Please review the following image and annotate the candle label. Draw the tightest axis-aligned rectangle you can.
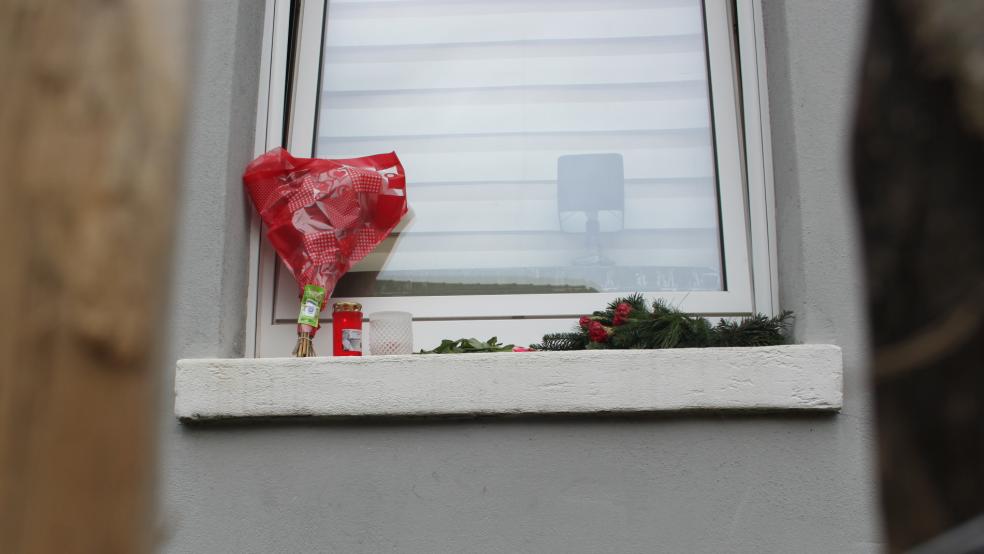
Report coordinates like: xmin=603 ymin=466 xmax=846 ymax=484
xmin=341 ymin=329 xmax=362 ymax=352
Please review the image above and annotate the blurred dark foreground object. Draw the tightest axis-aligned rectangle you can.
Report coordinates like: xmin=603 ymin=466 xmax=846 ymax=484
xmin=0 ymin=1 xmax=189 ymax=553
xmin=853 ymin=0 xmax=984 ymax=552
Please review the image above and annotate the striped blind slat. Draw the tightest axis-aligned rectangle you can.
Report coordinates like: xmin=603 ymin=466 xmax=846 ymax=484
xmin=300 ymin=0 xmax=722 ymax=303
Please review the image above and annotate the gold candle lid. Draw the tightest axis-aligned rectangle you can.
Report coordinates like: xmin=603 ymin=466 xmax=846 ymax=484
xmin=332 ymin=301 xmax=363 ymax=312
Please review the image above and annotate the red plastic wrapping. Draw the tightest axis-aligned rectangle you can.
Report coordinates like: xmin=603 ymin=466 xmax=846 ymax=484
xmin=243 ymin=147 xmax=407 ymax=334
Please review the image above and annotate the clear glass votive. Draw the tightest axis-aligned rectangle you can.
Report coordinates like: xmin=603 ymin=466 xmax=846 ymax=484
xmin=368 ymin=311 xmax=413 ymax=355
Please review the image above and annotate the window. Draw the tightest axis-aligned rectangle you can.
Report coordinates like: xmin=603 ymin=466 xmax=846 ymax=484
xmin=248 ymin=0 xmax=777 ymax=357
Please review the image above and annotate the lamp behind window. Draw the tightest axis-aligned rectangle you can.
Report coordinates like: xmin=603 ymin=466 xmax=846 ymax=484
xmin=557 ymin=153 xmax=625 ymax=266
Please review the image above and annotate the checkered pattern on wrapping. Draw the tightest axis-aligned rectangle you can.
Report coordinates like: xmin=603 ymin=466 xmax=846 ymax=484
xmin=351 ymin=226 xmax=384 ymax=260
xmin=302 ymin=231 xmax=340 ymax=264
xmin=243 ymin=148 xmax=406 ymax=296
xmin=287 ymin=186 xmax=316 ymax=214
xmin=320 ymin=185 xmax=360 ymax=228
xmin=270 ymin=172 xmax=314 ymax=213
xmin=247 ymin=179 xmax=279 ymax=211
xmin=349 ymin=168 xmax=383 ymax=194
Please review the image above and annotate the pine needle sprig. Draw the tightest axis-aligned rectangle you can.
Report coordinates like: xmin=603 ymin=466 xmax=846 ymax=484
xmin=586 ymin=293 xmax=649 ymax=327
xmin=532 ymin=332 xmax=588 ymax=351
xmin=607 ymin=293 xmax=649 ymax=314
xmin=613 ymin=305 xmax=712 ymax=348
xmin=711 ymin=310 xmax=793 ymax=347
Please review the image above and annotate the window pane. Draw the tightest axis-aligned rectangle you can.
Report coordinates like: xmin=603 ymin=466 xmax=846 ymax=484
xmin=315 ymin=0 xmax=723 ymax=297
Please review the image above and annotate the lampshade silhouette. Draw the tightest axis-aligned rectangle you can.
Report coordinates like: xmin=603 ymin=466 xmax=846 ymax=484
xmin=557 ymin=153 xmax=625 ymax=265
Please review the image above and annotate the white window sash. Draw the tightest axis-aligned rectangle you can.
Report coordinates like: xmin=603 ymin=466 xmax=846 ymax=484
xmin=247 ymin=0 xmax=777 ymax=357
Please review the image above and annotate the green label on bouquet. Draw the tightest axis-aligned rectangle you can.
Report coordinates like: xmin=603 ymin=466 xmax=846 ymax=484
xmin=297 ymin=284 xmax=326 ymax=327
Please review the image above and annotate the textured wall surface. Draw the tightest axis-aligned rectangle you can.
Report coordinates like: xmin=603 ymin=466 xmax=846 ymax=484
xmin=161 ymin=0 xmax=881 ymax=552
xmin=167 ymin=0 xmax=261 ymax=361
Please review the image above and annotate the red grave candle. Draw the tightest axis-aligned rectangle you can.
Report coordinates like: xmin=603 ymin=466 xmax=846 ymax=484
xmin=332 ymin=302 xmax=363 ymax=356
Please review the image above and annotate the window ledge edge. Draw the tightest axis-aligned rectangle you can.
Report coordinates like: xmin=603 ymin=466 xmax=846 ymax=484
xmin=175 ymin=345 xmax=842 ymax=422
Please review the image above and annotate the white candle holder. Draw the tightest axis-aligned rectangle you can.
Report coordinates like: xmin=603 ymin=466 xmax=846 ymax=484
xmin=368 ymin=311 xmax=414 ymax=355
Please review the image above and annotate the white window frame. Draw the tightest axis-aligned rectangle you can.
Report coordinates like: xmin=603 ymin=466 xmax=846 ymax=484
xmin=245 ymin=0 xmax=778 ymax=357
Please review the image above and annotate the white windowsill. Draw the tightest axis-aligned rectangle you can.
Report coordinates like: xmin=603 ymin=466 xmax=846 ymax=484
xmin=175 ymin=345 xmax=842 ymax=421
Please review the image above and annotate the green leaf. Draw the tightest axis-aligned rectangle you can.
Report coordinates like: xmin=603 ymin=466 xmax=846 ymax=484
xmin=419 ymin=336 xmax=515 ymax=354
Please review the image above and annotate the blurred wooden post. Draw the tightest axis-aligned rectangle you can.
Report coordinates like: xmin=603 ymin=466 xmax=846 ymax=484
xmin=854 ymin=0 xmax=984 ymax=551
xmin=0 ymin=1 xmax=188 ymax=553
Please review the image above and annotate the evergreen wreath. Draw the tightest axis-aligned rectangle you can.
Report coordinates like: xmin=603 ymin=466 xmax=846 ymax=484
xmin=532 ymin=293 xmax=793 ymax=351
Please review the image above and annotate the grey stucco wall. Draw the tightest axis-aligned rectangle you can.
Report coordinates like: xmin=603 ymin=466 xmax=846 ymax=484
xmin=162 ymin=1 xmax=880 ymax=552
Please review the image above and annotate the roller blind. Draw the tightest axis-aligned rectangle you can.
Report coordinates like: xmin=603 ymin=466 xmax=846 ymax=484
xmin=284 ymin=0 xmax=723 ymax=304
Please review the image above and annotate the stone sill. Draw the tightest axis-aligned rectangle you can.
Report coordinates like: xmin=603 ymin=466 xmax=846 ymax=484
xmin=175 ymin=345 xmax=842 ymax=422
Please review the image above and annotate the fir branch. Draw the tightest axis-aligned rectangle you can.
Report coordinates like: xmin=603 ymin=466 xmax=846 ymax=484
xmin=591 ymin=293 xmax=650 ymax=326
xmin=651 ymin=299 xmax=712 ymax=348
xmin=711 ymin=311 xmax=793 ymax=347
xmin=613 ymin=305 xmax=712 ymax=349
xmin=607 ymin=293 xmax=649 ymax=314
xmin=531 ymin=331 xmax=588 ymax=351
